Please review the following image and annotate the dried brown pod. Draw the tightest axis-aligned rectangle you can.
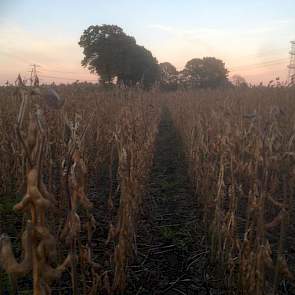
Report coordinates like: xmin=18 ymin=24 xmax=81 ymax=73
xmin=34 ymin=226 xmax=57 ymax=262
xmin=14 ymin=168 xmax=51 ymax=224
xmin=60 ymin=212 xmax=81 ymax=245
xmin=27 ymin=114 xmax=38 ymax=155
xmin=40 ymin=253 xmax=72 ymax=287
xmin=39 ymin=180 xmax=57 ymax=206
xmin=0 ymin=222 xmax=33 ymax=276
xmin=70 ymin=150 xmax=93 ymax=209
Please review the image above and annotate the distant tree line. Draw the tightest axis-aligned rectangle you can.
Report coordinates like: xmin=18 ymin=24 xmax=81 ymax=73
xmin=79 ymin=24 xmax=247 ymax=90
xmin=159 ymin=58 xmax=233 ymax=91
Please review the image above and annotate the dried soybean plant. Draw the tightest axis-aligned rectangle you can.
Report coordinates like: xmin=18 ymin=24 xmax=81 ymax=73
xmin=108 ymin=95 xmax=160 ymax=292
xmin=0 ymin=77 xmax=72 ymax=294
xmin=167 ymin=88 xmax=295 ymax=294
xmin=0 ymin=82 xmax=134 ymax=294
xmin=60 ymin=109 xmax=103 ymax=294
xmin=0 ymin=81 xmax=26 ymax=197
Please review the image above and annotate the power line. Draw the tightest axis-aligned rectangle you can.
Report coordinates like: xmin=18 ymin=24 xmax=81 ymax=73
xmin=229 ymin=47 xmax=287 ymax=60
xmin=0 ymin=50 xmax=39 ymax=65
xmin=42 ymin=61 xmax=287 ymax=80
xmin=41 ymin=68 xmax=78 ymax=75
xmin=0 ymin=51 xmax=290 ymax=84
xmin=39 ymin=74 xmax=98 ymax=82
xmin=230 ymin=58 xmax=288 ymax=71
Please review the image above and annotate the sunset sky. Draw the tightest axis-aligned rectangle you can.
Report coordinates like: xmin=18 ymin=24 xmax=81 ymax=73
xmin=0 ymin=0 xmax=294 ymax=85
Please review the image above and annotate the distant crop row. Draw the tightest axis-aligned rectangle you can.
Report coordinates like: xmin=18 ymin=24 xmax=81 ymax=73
xmin=168 ymin=87 xmax=295 ymax=294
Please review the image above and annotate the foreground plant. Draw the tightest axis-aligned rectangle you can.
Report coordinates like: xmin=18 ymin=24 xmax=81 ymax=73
xmin=0 ymin=77 xmax=71 ymax=294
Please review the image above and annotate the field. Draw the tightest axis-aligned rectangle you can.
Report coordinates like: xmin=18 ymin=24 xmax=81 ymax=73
xmin=1 ymin=83 xmax=295 ymax=295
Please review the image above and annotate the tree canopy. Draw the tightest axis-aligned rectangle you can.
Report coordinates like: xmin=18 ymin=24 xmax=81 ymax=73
xmin=79 ymin=24 xmax=159 ymax=88
xmin=231 ymin=74 xmax=248 ymax=87
xmin=159 ymin=62 xmax=178 ymax=91
xmin=117 ymin=44 xmax=160 ymax=88
xmin=183 ymin=57 xmax=229 ymax=88
xmin=159 ymin=62 xmax=178 ymax=78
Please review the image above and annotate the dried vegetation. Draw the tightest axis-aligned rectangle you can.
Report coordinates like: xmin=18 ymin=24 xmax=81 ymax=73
xmin=1 ymin=82 xmax=295 ymax=294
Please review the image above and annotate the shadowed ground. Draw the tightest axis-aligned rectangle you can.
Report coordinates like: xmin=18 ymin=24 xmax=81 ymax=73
xmin=126 ymin=108 xmax=227 ymax=295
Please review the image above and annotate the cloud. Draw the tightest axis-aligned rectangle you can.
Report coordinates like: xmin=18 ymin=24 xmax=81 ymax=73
xmin=147 ymin=21 xmax=289 ymax=83
xmin=148 ymin=18 xmax=293 ymax=39
xmin=1 ymin=18 xmax=291 ymax=85
xmin=0 ymin=22 xmax=95 ymax=84
xmin=147 ymin=24 xmax=174 ymax=33
xmin=148 ymin=24 xmax=224 ymax=40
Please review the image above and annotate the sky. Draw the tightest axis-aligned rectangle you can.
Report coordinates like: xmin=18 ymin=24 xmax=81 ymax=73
xmin=0 ymin=0 xmax=294 ymax=85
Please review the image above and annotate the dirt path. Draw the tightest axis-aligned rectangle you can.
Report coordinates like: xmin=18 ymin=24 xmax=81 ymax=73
xmin=126 ymin=108 xmax=225 ymax=295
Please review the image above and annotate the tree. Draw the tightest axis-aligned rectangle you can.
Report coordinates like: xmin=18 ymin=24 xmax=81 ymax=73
xmin=118 ymin=44 xmax=160 ymax=88
xmin=183 ymin=57 xmax=229 ymax=88
xmin=231 ymin=74 xmax=248 ymax=87
xmin=159 ymin=62 xmax=177 ymax=78
xmin=79 ymin=24 xmax=159 ymax=88
xmin=159 ymin=62 xmax=178 ymax=91
xmin=79 ymin=25 xmax=136 ymax=83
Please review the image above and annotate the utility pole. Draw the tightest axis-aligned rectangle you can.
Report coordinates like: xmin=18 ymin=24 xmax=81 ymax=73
xmin=29 ymin=64 xmax=40 ymax=86
xmin=288 ymin=41 xmax=295 ymax=85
